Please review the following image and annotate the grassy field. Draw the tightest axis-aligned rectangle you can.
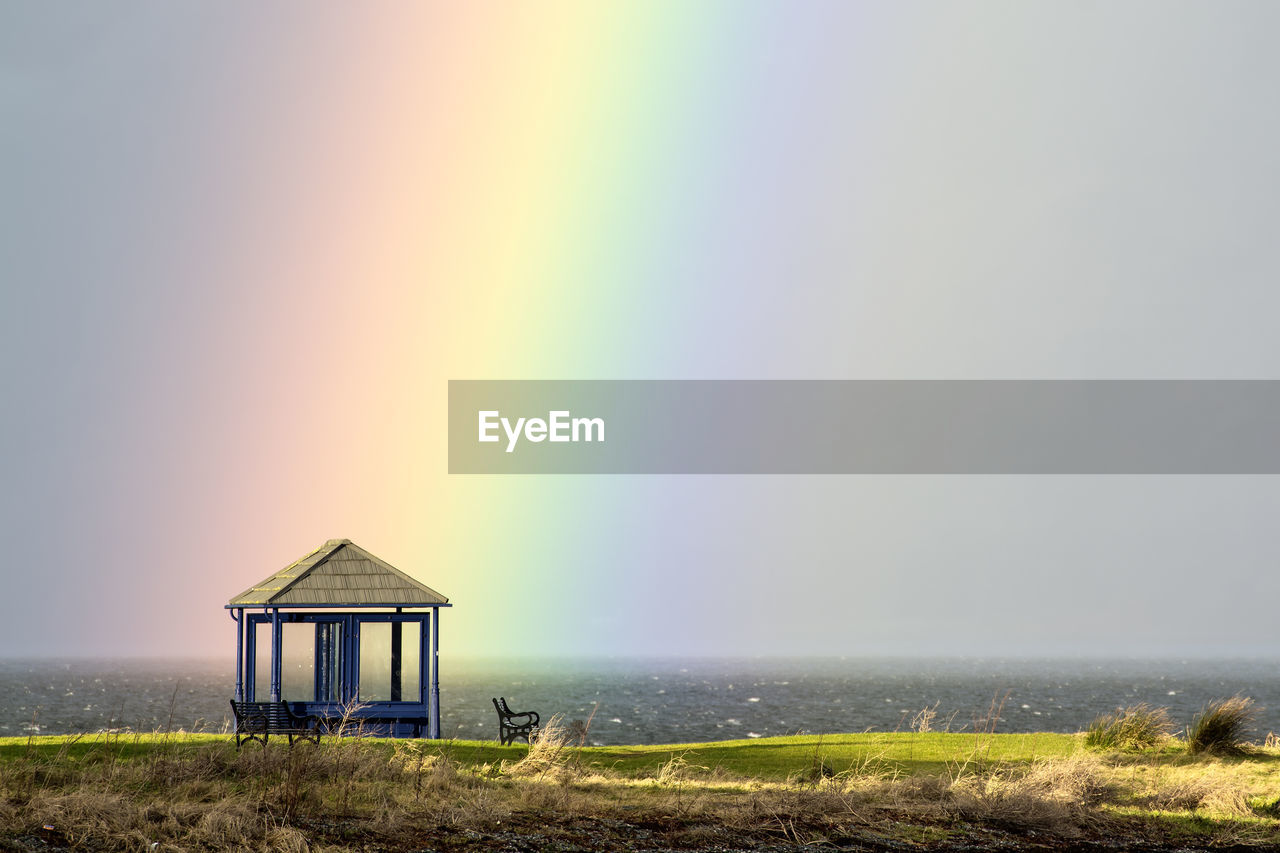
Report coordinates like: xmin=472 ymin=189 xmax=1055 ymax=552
xmin=3 ymin=728 xmax=1280 ymax=850
xmin=0 ymin=730 xmax=1080 ymax=779
xmin=415 ymin=730 xmax=1081 ymax=779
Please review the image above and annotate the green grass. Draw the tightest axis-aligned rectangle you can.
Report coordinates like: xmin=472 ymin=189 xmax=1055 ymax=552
xmin=0 ymin=731 xmax=227 ymax=762
xmin=1 ymin=730 xmax=1078 ymax=779
xmin=572 ymin=731 xmax=1079 ymax=779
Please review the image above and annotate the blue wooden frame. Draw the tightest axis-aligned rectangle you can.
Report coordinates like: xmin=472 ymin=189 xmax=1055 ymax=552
xmin=230 ymin=606 xmax=445 ymax=738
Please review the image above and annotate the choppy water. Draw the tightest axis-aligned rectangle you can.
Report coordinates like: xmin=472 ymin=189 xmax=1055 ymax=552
xmin=2 ymin=657 xmax=1278 ymax=746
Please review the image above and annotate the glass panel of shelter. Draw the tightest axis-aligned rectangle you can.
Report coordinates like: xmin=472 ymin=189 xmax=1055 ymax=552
xmin=246 ymin=613 xmax=425 ymax=704
xmin=315 ymin=621 xmax=342 ymax=703
xmin=253 ymin=621 xmax=271 ymax=701
xmin=280 ymin=623 xmax=315 ymax=701
xmin=357 ymin=620 xmax=420 ymax=702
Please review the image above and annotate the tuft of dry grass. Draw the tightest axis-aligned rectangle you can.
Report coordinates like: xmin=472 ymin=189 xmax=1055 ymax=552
xmin=655 ymin=750 xmax=711 ymax=784
xmin=908 ymin=702 xmax=958 ymax=734
xmin=944 ymin=752 xmax=1113 ymax=834
xmin=1187 ymin=696 xmax=1258 ymax=757
xmin=1085 ymin=704 xmax=1176 ymax=752
xmin=505 ymin=714 xmax=579 ymax=781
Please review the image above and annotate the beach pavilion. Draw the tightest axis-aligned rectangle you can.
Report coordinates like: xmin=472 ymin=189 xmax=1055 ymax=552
xmin=226 ymin=539 xmax=450 ymax=737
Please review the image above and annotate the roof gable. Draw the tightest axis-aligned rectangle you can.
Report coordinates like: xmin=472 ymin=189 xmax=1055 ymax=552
xmin=228 ymin=539 xmax=449 ymax=607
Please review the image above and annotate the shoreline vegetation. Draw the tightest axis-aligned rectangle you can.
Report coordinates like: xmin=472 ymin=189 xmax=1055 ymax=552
xmin=2 ymin=702 xmax=1279 ymax=851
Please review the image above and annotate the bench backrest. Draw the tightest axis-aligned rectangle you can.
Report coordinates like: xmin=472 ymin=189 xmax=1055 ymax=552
xmin=494 ymin=697 xmax=532 ymax=721
xmin=230 ymin=700 xmax=302 ymax=729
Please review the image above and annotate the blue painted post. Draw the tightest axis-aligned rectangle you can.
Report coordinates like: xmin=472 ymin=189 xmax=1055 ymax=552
xmin=420 ymin=617 xmax=428 ymax=734
xmin=390 ymin=621 xmax=402 ymax=702
xmin=233 ymin=609 xmax=243 ymax=702
xmin=319 ymin=623 xmax=327 ymax=702
xmin=430 ymin=608 xmax=441 ymax=739
xmin=315 ymin=623 xmax=325 ymax=703
xmin=342 ymin=615 xmax=355 ymax=704
xmin=245 ymin=617 xmax=255 ymax=701
xmin=349 ymin=618 xmax=360 ymax=705
xmin=270 ymin=608 xmax=281 ymax=702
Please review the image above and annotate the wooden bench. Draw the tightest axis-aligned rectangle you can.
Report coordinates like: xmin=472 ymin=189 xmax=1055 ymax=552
xmin=492 ymin=697 xmax=539 ymax=745
xmin=229 ymin=700 xmax=323 ymax=747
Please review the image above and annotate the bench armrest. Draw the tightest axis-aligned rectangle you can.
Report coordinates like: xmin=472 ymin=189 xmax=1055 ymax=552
xmin=283 ymin=704 xmax=320 ymax=730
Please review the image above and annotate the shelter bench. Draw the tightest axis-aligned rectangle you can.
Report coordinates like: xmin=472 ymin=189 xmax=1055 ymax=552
xmin=229 ymin=700 xmax=323 ymax=747
xmin=492 ymin=697 xmax=539 ymax=745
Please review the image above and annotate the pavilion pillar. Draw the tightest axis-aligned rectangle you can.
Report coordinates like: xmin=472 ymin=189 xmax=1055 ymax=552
xmin=342 ymin=614 xmax=355 ymax=703
xmin=270 ymin=607 xmax=281 ymax=702
xmin=430 ymin=608 xmax=441 ymax=739
xmin=232 ymin=609 xmax=244 ymax=702
xmin=390 ymin=621 xmax=402 ymax=702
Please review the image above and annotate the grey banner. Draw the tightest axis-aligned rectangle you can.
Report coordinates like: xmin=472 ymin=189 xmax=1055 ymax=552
xmin=448 ymin=380 xmax=1280 ymax=474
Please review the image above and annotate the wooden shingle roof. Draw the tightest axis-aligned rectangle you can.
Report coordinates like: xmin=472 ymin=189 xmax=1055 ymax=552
xmin=227 ymin=539 xmax=449 ymax=607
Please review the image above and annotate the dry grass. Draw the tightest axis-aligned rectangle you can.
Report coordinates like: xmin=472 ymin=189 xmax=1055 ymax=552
xmin=1085 ymin=703 xmax=1177 ymax=752
xmin=4 ymin=729 xmax=1280 ymax=851
xmin=1187 ymin=696 xmax=1258 ymax=757
xmin=504 ymin=714 xmax=583 ymax=782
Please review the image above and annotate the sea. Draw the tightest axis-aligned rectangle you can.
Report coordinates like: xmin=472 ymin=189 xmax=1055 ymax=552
xmin=2 ymin=657 xmax=1278 ymax=746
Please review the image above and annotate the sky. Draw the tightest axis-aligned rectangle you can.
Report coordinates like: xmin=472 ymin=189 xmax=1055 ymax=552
xmin=3 ymin=1 xmax=1280 ymax=660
